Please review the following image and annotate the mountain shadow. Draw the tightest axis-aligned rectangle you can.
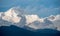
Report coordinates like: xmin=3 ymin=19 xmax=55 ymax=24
xmin=0 ymin=25 xmax=60 ymax=36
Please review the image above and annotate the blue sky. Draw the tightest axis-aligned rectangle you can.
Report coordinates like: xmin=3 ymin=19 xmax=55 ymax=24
xmin=0 ymin=0 xmax=60 ymax=17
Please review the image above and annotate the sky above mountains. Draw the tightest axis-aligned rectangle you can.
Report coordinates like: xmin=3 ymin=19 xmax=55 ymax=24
xmin=0 ymin=0 xmax=60 ymax=17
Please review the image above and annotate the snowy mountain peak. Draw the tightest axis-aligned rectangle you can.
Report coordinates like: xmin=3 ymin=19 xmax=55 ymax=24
xmin=0 ymin=7 xmax=60 ymax=31
xmin=1 ymin=7 xmax=21 ymax=23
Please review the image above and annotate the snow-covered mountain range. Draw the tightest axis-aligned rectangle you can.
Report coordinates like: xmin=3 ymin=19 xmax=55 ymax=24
xmin=0 ymin=7 xmax=60 ymax=31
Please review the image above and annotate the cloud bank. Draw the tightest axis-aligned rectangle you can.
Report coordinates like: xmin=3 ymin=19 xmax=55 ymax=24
xmin=0 ymin=7 xmax=60 ymax=31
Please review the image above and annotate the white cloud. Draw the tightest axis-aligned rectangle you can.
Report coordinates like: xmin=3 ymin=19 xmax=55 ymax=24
xmin=0 ymin=7 xmax=60 ymax=31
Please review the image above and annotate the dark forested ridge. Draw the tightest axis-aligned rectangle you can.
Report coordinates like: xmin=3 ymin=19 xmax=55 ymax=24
xmin=0 ymin=25 xmax=60 ymax=36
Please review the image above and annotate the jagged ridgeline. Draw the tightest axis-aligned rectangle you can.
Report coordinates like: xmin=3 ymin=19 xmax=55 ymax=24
xmin=0 ymin=7 xmax=60 ymax=36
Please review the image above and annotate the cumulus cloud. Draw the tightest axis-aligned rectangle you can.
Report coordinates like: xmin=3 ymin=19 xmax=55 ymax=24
xmin=0 ymin=7 xmax=60 ymax=31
